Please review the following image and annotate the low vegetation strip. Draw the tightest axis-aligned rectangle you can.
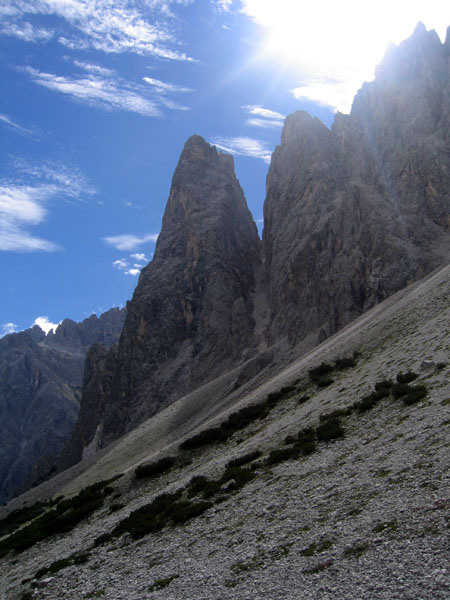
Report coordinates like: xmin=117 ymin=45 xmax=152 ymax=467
xmin=0 ymin=477 xmax=120 ymax=558
xmin=179 ymin=385 xmax=296 ymax=451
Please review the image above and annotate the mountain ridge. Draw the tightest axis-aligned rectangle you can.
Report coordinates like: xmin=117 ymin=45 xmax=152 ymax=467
xmin=0 ymin=308 xmax=126 ymax=504
xmin=62 ymin=22 xmax=450 ymax=466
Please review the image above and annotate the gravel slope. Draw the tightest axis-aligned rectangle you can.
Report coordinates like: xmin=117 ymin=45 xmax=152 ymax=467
xmin=1 ymin=264 xmax=449 ymax=600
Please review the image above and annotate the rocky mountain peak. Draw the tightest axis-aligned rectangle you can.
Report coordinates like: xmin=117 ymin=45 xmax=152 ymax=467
xmin=62 ymin=136 xmax=262 ymax=459
xmin=58 ymin=24 xmax=450 ymax=472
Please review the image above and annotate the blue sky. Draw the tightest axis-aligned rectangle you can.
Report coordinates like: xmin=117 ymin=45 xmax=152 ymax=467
xmin=1 ymin=1 xmax=448 ymax=335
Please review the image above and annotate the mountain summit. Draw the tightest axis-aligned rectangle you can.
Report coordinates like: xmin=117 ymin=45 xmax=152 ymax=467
xmin=63 ymin=24 xmax=450 ymax=465
xmin=62 ymin=135 xmax=262 ymax=464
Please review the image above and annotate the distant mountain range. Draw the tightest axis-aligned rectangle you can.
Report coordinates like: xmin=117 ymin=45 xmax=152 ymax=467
xmin=0 ymin=309 xmax=125 ymax=504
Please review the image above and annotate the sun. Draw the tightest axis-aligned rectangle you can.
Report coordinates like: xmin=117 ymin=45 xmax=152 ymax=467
xmin=241 ymin=0 xmax=449 ymax=112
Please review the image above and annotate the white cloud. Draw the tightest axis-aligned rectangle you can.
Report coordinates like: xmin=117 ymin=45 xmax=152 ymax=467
xmin=246 ymin=117 xmax=284 ymax=129
xmin=112 ymin=257 xmax=144 ymax=276
xmin=33 ymin=316 xmax=59 ymax=334
xmin=131 ymin=252 xmax=148 ymax=262
xmin=243 ymin=105 xmax=285 ymax=120
xmin=242 ymin=105 xmax=285 ymax=129
xmin=12 ymin=157 xmax=96 ymax=199
xmin=292 ymin=72 xmax=365 ymax=113
xmin=214 ymin=0 xmax=233 ymax=13
xmin=2 ymin=0 xmax=195 ymax=61
xmin=103 ymin=233 xmax=159 ymax=251
xmin=142 ymin=77 xmax=193 ymax=94
xmin=23 ymin=66 xmax=163 ymax=118
xmin=74 ymin=60 xmax=116 ymax=78
xmin=1 ymin=322 xmax=18 ymax=337
xmin=113 ymin=258 xmax=129 ymax=269
xmin=211 ymin=136 xmax=272 ymax=163
xmin=0 ymin=184 xmax=61 ymax=252
xmin=0 ymin=20 xmax=53 ymax=42
xmin=0 ymin=113 xmax=34 ymax=136
xmin=0 ymin=159 xmax=94 ymax=252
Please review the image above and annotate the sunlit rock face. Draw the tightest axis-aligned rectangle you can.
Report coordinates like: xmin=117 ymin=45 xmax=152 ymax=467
xmin=263 ymin=23 xmax=450 ymax=345
xmin=63 ymin=135 xmax=262 ymax=460
xmin=0 ymin=308 xmax=125 ymax=504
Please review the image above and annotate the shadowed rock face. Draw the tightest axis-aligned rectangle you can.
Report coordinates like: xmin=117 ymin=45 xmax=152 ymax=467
xmin=263 ymin=23 xmax=450 ymax=345
xmin=63 ymin=136 xmax=262 ymax=460
xmin=0 ymin=309 xmax=125 ymax=504
xmin=63 ymin=24 xmax=450 ymax=468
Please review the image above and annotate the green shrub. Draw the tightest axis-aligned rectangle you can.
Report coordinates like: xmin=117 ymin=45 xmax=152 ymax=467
xmin=334 ymin=356 xmax=357 ymax=370
xmin=109 ymin=502 xmax=125 ymax=513
xmin=316 ymin=417 xmax=345 ymax=442
xmin=402 ymin=384 xmax=427 ymax=405
xmin=374 ymin=379 xmax=393 ymax=392
xmin=220 ymin=467 xmax=256 ymax=491
xmin=135 ymin=456 xmax=176 ymax=479
xmin=396 ymin=370 xmax=418 ymax=384
xmin=35 ymin=552 xmax=90 ymax=579
xmin=316 ymin=377 xmax=334 ymax=388
xmin=187 ymin=475 xmax=209 ymax=497
xmin=284 ymin=434 xmax=297 ymax=445
xmin=265 ymin=446 xmax=300 ymax=466
xmin=391 ymin=383 xmax=410 ymax=399
xmin=295 ymin=439 xmax=317 ymax=455
xmin=202 ymin=480 xmax=222 ymax=498
xmin=308 ymin=362 xmax=334 ymax=383
xmin=353 ymin=388 xmax=389 ymax=412
xmin=169 ymin=500 xmax=212 ymax=524
xmin=179 ymin=427 xmax=224 ymax=450
xmin=113 ymin=490 xmax=183 ymax=539
xmin=180 ymin=400 xmax=273 ymax=451
xmin=0 ymin=479 xmax=115 ymax=557
xmin=0 ymin=501 xmax=49 ymax=538
xmin=226 ymin=450 xmax=262 ymax=469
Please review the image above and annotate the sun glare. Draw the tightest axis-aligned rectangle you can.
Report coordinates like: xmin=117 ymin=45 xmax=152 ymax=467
xmin=241 ymin=0 xmax=449 ymax=112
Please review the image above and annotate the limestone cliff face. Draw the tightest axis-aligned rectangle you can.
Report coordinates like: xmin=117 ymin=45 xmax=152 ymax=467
xmin=63 ymin=24 xmax=450 ymax=467
xmin=65 ymin=136 xmax=261 ymax=458
xmin=263 ymin=23 xmax=450 ymax=345
xmin=0 ymin=308 xmax=125 ymax=503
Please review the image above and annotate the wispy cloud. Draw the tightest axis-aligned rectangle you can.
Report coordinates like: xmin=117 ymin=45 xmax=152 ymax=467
xmin=12 ymin=157 xmax=96 ymax=199
xmin=0 ymin=322 xmax=18 ymax=337
xmin=103 ymin=233 xmax=159 ymax=251
xmin=0 ymin=113 xmax=35 ymax=137
xmin=242 ymin=105 xmax=285 ymax=129
xmin=33 ymin=316 xmax=59 ymax=334
xmin=22 ymin=63 xmax=194 ymax=117
xmin=0 ymin=159 xmax=95 ymax=252
xmin=0 ymin=20 xmax=53 ymax=43
xmin=73 ymin=60 xmax=116 ymax=78
xmin=291 ymin=73 xmax=360 ymax=113
xmin=211 ymin=136 xmax=272 ymax=163
xmin=243 ymin=105 xmax=285 ymax=120
xmin=23 ymin=66 xmax=163 ymax=118
xmin=143 ymin=77 xmax=193 ymax=95
xmin=2 ymin=0 xmax=195 ymax=61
